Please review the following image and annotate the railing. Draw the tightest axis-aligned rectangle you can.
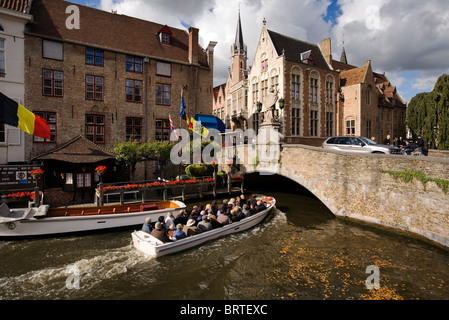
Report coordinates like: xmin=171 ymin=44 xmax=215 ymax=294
xmin=94 ymin=173 xmax=244 ymax=206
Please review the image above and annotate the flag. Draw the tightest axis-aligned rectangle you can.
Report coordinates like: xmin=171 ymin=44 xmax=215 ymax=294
xmin=0 ymin=92 xmax=51 ymax=139
xmin=169 ymin=115 xmax=179 ymax=140
xmin=186 ymin=116 xmax=193 ymax=130
xmin=190 ymin=117 xmax=209 ymax=138
xmin=180 ymin=90 xmax=186 ymax=119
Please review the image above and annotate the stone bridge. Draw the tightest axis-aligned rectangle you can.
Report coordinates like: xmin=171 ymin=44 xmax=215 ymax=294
xmin=222 ymin=143 xmax=449 ymax=249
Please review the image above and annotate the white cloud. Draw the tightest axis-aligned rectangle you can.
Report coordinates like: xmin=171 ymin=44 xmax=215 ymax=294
xmin=96 ymin=0 xmax=449 ymax=98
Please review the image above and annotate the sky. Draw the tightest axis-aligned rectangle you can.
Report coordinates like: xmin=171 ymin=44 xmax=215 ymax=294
xmin=66 ymin=0 xmax=449 ymax=103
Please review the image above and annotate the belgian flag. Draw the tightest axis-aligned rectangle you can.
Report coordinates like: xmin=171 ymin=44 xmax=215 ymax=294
xmin=0 ymin=92 xmax=51 ymax=140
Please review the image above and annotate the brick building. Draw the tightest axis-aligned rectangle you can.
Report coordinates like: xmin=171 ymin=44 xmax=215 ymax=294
xmin=247 ymin=20 xmax=341 ymax=146
xmin=24 ymin=0 xmax=216 ymax=180
xmin=331 ymin=47 xmax=407 ymax=142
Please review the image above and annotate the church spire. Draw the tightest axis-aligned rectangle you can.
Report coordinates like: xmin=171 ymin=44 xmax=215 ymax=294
xmin=340 ymin=36 xmax=348 ymax=64
xmin=233 ymin=7 xmax=246 ymax=56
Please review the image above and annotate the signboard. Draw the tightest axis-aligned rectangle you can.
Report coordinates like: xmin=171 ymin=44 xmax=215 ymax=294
xmin=0 ymin=165 xmax=43 ymax=191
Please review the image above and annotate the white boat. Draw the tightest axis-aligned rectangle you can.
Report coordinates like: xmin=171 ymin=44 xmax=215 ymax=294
xmin=131 ymin=196 xmax=276 ymax=258
xmin=0 ymin=200 xmax=186 ymax=238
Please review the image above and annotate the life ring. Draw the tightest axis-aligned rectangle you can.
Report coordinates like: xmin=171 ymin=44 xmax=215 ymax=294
xmin=6 ymin=222 xmax=16 ymax=230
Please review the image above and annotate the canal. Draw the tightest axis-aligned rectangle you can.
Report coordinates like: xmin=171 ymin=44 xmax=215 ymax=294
xmin=0 ymin=174 xmax=448 ymax=300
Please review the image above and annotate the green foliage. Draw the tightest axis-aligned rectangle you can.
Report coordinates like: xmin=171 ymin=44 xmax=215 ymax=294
xmin=407 ymin=74 xmax=449 ymax=150
xmin=381 ymin=170 xmax=449 ymax=194
xmin=185 ymin=163 xmax=214 ymax=178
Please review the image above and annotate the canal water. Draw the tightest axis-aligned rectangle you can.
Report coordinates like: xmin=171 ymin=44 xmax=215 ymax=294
xmin=0 ymin=174 xmax=448 ymax=300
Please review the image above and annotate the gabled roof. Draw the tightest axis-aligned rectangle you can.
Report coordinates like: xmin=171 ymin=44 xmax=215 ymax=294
xmin=33 ymin=135 xmax=116 ymax=163
xmin=340 ymin=63 xmax=370 ymax=86
xmin=267 ymin=30 xmax=330 ymax=70
xmin=26 ymin=0 xmax=209 ymax=67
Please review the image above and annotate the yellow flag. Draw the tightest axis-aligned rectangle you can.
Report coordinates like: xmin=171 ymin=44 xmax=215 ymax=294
xmin=190 ymin=117 xmax=209 ymax=138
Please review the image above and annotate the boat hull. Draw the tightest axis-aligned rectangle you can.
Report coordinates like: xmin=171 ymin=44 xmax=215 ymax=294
xmin=0 ymin=201 xmax=185 ymax=238
xmin=132 ymin=198 xmax=275 ymax=258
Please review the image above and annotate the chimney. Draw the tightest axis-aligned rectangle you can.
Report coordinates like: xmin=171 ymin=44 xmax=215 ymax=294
xmin=189 ymin=27 xmax=199 ymax=65
xmin=320 ymin=38 xmax=332 ymax=65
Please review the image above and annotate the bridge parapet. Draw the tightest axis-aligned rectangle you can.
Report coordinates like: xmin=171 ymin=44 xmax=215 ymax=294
xmin=227 ymin=143 xmax=449 ymax=248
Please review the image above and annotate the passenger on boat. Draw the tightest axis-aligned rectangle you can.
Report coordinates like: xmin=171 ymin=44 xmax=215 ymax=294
xmin=209 ymin=214 xmax=222 ymax=229
xmin=240 ymin=194 xmax=247 ymax=206
xmin=248 ymin=195 xmax=257 ymax=206
xmin=165 ymin=212 xmax=176 ymax=230
xmin=211 ymin=200 xmax=218 ymax=215
xmin=183 ymin=219 xmax=203 ymax=237
xmin=197 ymin=215 xmax=213 ymax=231
xmin=151 ymin=222 xmax=171 ymax=242
xmin=142 ymin=217 xmax=153 ymax=234
xmin=229 ymin=207 xmax=241 ymax=223
xmin=242 ymin=204 xmax=251 ymax=217
xmin=217 ymin=211 xmax=232 ymax=225
xmin=220 ymin=199 xmax=228 ymax=213
xmin=255 ymin=200 xmax=267 ymax=212
xmin=174 ymin=209 xmax=188 ymax=225
xmin=173 ymin=224 xmax=186 ymax=240
xmin=249 ymin=203 xmax=258 ymax=215
xmin=198 ymin=210 xmax=207 ymax=223
xmin=157 ymin=216 xmax=166 ymax=229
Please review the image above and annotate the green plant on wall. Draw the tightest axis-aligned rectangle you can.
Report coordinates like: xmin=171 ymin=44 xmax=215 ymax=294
xmin=381 ymin=170 xmax=449 ymax=193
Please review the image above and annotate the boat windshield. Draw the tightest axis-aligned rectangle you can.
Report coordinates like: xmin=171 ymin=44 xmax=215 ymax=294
xmin=360 ymin=137 xmax=377 ymax=145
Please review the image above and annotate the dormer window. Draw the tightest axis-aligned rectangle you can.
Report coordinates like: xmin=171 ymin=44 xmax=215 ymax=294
xmin=301 ymin=50 xmax=314 ymax=65
xmin=158 ymin=25 xmax=173 ymax=45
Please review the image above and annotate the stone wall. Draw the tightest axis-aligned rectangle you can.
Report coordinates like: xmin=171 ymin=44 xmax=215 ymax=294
xmin=238 ymin=144 xmax=449 ymax=248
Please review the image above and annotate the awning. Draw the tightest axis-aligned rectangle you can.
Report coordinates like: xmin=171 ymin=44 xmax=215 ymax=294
xmin=194 ymin=114 xmax=226 ymax=133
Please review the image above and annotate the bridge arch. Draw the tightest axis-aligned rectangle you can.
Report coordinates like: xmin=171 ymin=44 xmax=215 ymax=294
xmin=232 ymin=143 xmax=449 ymax=249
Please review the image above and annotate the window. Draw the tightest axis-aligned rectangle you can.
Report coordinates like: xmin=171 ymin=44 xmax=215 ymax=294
xmin=156 ymin=83 xmax=171 ymax=105
xmin=291 ymin=74 xmax=300 ymax=100
xmin=0 ymin=39 xmax=5 ymax=77
xmin=76 ymin=173 xmax=92 ymax=189
xmin=126 ymin=56 xmax=143 ymax=73
xmin=252 ymin=82 xmax=259 ymax=105
xmin=126 ymin=79 xmax=142 ymax=102
xmin=86 ymin=75 xmax=104 ymax=100
xmin=126 ymin=117 xmax=143 ymax=142
xmin=161 ymin=33 xmax=170 ymax=45
xmin=86 ymin=48 xmax=103 ymax=66
xmin=155 ymin=119 xmax=170 ymax=141
xmin=271 ymin=75 xmax=279 ymax=92
xmin=42 ymin=40 xmax=63 ymax=60
xmin=34 ymin=112 xmax=56 ymax=143
xmin=156 ymin=61 xmax=171 ymax=77
xmin=86 ymin=114 xmax=105 ymax=144
xmin=310 ymin=111 xmax=318 ymax=136
xmin=261 ymin=79 xmax=268 ymax=102
xmin=346 ymin=119 xmax=356 ymax=136
xmin=326 ymin=79 xmax=334 ymax=104
xmin=0 ymin=123 xmax=4 ymax=142
xmin=252 ymin=113 xmax=260 ymax=132
xmin=261 ymin=59 xmax=268 ymax=72
xmin=43 ymin=69 xmax=63 ymax=97
xmin=366 ymin=120 xmax=372 ymax=138
xmin=291 ymin=107 xmax=301 ymax=136
xmin=325 ymin=112 xmax=333 ymax=137
xmin=309 ymin=77 xmax=318 ymax=102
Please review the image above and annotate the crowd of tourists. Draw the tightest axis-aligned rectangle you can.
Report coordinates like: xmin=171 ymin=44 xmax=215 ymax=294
xmin=141 ymin=194 xmax=269 ymax=242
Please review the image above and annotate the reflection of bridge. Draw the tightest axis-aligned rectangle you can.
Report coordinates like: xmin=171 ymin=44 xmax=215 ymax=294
xmin=222 ymin=143 xmax=449 ymax=249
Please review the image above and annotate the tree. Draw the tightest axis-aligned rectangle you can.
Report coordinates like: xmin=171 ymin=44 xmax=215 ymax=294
xmin=113 ymin=139 xmax=144 ymax=181
xmin=406 ymin=74 xmax=449 ymax=150
xmin=140 ymin=141 xmax=175 ymax=179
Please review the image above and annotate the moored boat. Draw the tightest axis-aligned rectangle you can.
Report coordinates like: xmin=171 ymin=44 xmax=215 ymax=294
xmin=0 ymin=200 xmax=186 ymax=238
xmin=131 ymin=196 xmax=276 ymax=258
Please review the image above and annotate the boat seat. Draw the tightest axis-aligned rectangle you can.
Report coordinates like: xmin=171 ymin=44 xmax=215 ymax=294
xmin=140 ymin=204 xmax=158 ymax=211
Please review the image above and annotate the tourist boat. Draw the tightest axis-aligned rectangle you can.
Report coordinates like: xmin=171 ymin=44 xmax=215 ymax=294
xmin=131 ymin=196 xmax=276 ymax=258
xmin=0 ymin=200 xmax=186 ymax=238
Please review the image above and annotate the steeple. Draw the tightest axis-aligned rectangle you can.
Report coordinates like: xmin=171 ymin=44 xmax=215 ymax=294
xmin=340 ymin=37 xmax=348 ymax=64
xmin=233 ymin=8 xmax=247 ymax=56
xmin=230 ymin=6 xmax=248 ymax=84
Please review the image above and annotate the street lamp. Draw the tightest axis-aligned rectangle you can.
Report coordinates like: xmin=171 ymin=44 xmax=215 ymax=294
xmin=257 ymin=102 xmax=263 ymax=113
xmin=278 ymin=98 xmax=285 ymax=110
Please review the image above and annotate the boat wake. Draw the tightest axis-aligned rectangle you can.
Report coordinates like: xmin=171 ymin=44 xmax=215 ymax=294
xmin=0 ymin=244 xmax=153 ymax=300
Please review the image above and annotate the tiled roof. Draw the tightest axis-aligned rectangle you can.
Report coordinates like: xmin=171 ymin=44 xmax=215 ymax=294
xmin=340 ymin=63 xmax=369 ymax=86
xmin=33 ymin=135 xmax=116 ymax=163
xmin=331 ymin=59 xmax=357 ymax=72
xmin=267 ymin=30 xmax=330 ymax=70
xmin=26 ymin=0 xmax=209 ymax=67
xmin=0 ymin=0 xmax=31 ymax=13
